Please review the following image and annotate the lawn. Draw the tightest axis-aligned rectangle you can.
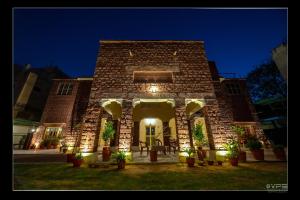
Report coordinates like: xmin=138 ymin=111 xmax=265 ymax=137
xmin=14 ymin=162 xmax=287 ymax=190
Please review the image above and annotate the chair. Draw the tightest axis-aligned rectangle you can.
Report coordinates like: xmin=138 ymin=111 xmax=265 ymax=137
xmin=169 ymin=139 xmax=179 ymax=154
xmin=140 ymin=141 xmax=149 ymax=155
xmin=153 ymin=139 xmax=166 ymax=155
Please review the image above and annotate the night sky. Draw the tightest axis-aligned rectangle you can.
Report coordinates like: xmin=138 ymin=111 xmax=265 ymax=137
xmin=13 ymin=8 xmax=287 ymax=78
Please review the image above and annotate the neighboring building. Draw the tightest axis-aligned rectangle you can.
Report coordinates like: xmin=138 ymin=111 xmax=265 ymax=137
xmin=31 ymin=77 xmax=93 ymax=148
xmin=254 ymin=97 xmax=287 ymax=146
xmin=13 ymin=118 xmax=39 ymax=149
xmin=13 ymin=64 xmax=69 ymax=149
xmin=31 ymin=40 xmax=266 ymax=153
xmin=272 ymin=43 xmax=287 ymax=80
xmin=14 ymin=64 xmax=69 ymax=121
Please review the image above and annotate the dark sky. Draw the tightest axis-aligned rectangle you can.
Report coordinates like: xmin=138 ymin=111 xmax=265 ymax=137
xmin=13 ymin=8 xmax=287 ymax=78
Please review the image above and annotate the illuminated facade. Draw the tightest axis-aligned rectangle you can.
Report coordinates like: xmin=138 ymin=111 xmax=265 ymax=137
xmin=32 ymin=40 xmax=266 ymax=152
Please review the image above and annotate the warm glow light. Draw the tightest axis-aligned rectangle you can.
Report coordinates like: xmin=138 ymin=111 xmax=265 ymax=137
xmin=82 ymin=153 xmax=92 ymax=157
xmin=31 ymin=128 xmax=36 ymax=133
xmin=83 ymin=145 xmax=89 ymax=153
xmin=35 ymin=142 xmax=39 ymax=148
xmin=145 ymin=118 xmax=156 ymax=126
xmin=149 ymin=84 xmax=158 ymax=93
xmin=216 ymin=150 xmax=227 ymax=157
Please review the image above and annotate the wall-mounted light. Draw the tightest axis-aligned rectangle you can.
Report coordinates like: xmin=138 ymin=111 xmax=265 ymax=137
xmin=145 ymin=118 xmax=155 ymax=126
xmin=149 ymin=84 xmax=158 ymax=93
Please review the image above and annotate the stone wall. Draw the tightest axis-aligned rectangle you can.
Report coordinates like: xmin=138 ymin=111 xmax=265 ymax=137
xmin=31 ymin=79 xmax=92 ymax=147
xmin=80 ymin=40 xmax=224 ymax=152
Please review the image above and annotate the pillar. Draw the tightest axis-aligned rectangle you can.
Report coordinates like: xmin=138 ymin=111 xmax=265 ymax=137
xmin=118 ymin=100 xmax=133 ymax=151
xmin=175 ymin=100 xmax=191 ymax=151
xmin=80 ymin=102 xmax=102 ymax=152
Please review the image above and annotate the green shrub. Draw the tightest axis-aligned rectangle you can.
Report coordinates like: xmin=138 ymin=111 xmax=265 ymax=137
xmin=183 ymin=148 xmax=194 ymax=158
xmin=75 ymin=152 xmax=83 ymax=160
xmin=114 ymin=151 xmax=126 ymax=162
xmin=273 ymin=144 xmax=284 ymax=150
xmin=102 ymin=121 xmax=115 ymax=145
xmin=192 ymin=123 xmax=208 ymax=147
xmin=223 ymin=139 xmax=239 ymax=159
xmin=246 ymin=138 xmax=262 ymax=150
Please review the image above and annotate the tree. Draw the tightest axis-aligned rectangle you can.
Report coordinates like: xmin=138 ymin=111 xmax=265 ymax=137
xmin=246 ymin=59 xmax=287 ymax=102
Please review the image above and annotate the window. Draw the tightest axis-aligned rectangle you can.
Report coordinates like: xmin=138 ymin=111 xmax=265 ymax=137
xmin=226 ymin=83 xmax=241 ymax=95
xmin=44 ymin=127 xmax=62 ymax=138
xmin=133 ymin=71 xmax=173 ymax=83
xmin=57 ymin=82 xmax=73 ymax=95
xmin=146 ymin=126 xmax=155 ymax=145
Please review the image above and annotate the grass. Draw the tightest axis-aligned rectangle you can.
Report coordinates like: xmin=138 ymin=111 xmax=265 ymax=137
xmin=13 ymin=162 xmax=287 ymax=190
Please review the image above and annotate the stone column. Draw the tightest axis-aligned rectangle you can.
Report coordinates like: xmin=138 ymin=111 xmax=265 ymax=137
xmin=175 ymin=100 xmax=191 ymax=151
xmin=30 ymin=126 xmax=45 ymax=148
xmin=80 ymin=102 xmax=102 ymax=152
xmin=118 ymin=100 xmax=133 ymax=151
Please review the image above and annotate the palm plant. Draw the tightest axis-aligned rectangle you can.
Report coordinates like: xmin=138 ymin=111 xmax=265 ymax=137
xmin=102 ymin=121 xmax=115 ymax=146
xmin=192 ymin=123 xmax=207 ymax=149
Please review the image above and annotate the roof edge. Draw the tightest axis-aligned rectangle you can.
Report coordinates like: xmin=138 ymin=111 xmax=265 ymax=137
xmin=99 ymin=40 xmax=204 ymax=44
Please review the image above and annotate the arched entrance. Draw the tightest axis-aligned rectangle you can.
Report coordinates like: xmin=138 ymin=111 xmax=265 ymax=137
xmin=96 ymin=99 xmax=122 ymax=151
xmin=131 ymin=100 xmax=177 ymax=152
xmin=185 ymin=99 xmax=212 ymax=150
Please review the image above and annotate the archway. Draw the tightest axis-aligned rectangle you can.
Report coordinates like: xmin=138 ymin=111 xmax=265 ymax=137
xmin=185 ymin=99 xmax=211 ymax=150
xmin=132 ymin=100 xmax=177 ymax=151
xmin=96 ymin=99 xmax=122 ymax=151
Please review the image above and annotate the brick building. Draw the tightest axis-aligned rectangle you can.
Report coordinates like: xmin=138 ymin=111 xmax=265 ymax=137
xmin=31 ymin=40 xmax=266 ymax=153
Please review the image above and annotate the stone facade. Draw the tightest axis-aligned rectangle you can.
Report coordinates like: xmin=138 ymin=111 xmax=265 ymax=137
xmin=32 ymin=40 xmax=265 ymax=152
xmin=31 ymin=78 xmax=92 ymax=147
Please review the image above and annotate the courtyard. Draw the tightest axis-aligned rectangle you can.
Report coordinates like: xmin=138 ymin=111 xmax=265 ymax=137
xmin=14 ymin=162 xmax=287 ymax=190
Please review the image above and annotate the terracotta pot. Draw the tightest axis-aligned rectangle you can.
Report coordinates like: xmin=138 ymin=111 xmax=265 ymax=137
xmin=150 ymin=150 xmax=157 ymax=161
xmin=73 ymin=159 xmax=83 ymax=167
xmin=117 ymin=160 xmax=126 ymax=169
xmin=239 ymin=151 xmax=246 ymax=162
xmin=102 ymin=146 xmax=111 ymax=161
xmin=230 ymin=158 xmax=238 ymax=166
xmin=207 ymin=160 xmax=214 ymax=165
xmin=273 ymin=149 xmax=286 ymax=161
xmin=217 ymin=161 xmax=223 ymax=166
xmin=197 ymin=150 xmax=204 ymax=161
xmin=186 ymin=157 xmax=195 ymax=167
xmin=201 ymin=150 xmax=207 ymax=158
xmin=252 ymin=149 xmax=264 ymax=161
xmin=67 ymin=153 xmax=76 ymax=163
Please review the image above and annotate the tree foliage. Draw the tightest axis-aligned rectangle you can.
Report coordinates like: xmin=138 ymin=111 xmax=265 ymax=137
xmin=246 ymin=60 xmax=287 ymax=102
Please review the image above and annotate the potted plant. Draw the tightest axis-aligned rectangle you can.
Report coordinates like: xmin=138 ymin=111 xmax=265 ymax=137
xmin=231 ymin=125 xmax=247 ymax=162
xmin=246 ymin=136 xmax=264 ymax=161
xmin=72 ymin=152 xmax=84 ymax=168
xmin=192 ymin=123 xmax=207 ymax=161
xmin=223 ymin=138 xmax=240 ymax=166
xmin=50 ymin=137 xmax=59 ymax=149
xmin=184 ymin=148 xmax=195 ymax=167
xmin=150 ymin=147 xmax=157 ymax=162
xmin=217 ymin=160 xmax=223 ymax=166
xmin=62 ymin=144 xmax=69 ymax=154
xmin=114 ymin=151 xmax=127 ymax=169
xmin=207 ymin=159 xmax=214 ymax=166
xmin=272 ymin=144 xmax=286 ymax=161
xmin=102 ymin=121 xmax=115 ymax=161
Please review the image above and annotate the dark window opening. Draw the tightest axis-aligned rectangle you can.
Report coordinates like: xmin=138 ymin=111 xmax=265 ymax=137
xmin=226 ymin=83 xmax=241 ymax=95
xmin=133 ymin=71 xmax=173 ymax=83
